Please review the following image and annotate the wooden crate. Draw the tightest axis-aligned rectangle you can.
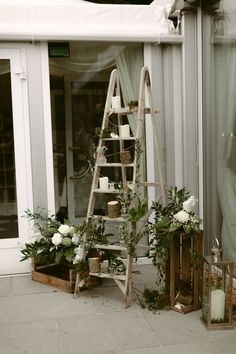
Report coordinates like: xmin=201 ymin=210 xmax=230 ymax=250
xmin=232 ymin=287 xmax=236 ymax=321
xmin=168 ymin=232 xmax=203 ymax=313
xmin=32 ymin=259 xmax=76 ymax=293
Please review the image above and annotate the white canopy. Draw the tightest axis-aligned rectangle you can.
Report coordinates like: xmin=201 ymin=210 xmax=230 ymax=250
xmin=0 ymin=0 xmax=176 ymax=41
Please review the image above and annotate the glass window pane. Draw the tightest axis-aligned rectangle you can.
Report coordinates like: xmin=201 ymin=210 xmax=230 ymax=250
xmin=49 ymin=42 xmax=144 ymax=223
xmin=0 ymin=59 xmax=18 ymax=239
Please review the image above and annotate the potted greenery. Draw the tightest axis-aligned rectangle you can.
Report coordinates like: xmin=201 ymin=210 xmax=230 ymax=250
xmin=145 ymin=187 xmax=202 ymax=312
xmin=20 ymin=209 xmax=108 ymax=292
xmin=150 ymin=187 xmax=202 ymax=278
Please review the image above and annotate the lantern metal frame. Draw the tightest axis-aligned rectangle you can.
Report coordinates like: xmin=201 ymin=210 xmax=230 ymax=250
xmin=201 ymin=255 xmax=233 ymax=330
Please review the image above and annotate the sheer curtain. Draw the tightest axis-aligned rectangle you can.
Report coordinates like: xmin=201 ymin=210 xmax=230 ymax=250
xmin=50 ymin=42 xmax=143 ymax=135
xmin=115 ymin=45 xmax=143 ymax=135
xmin=215 ymin=42 xmax=236 ymax=272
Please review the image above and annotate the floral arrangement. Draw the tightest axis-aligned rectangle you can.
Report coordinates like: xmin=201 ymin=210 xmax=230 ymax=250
xmin=152 ymin=186 xmax=202 ymax=235
xmin=20 ymin=209 xmax=87 ymax=267
xmin=149 ymin=186 xmax=202 ymax=287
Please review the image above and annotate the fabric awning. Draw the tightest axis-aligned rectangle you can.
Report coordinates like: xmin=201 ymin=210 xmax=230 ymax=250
xmin=0 ymin=0 xmax=177 ymax=41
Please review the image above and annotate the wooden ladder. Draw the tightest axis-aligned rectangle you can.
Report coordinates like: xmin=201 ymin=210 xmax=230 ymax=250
xmin=74 ymin=66 xmax=166 ymax=307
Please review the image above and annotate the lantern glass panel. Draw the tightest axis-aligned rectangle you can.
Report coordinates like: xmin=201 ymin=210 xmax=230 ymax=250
xmin=202 ymin=256 xmax=233 ymax=329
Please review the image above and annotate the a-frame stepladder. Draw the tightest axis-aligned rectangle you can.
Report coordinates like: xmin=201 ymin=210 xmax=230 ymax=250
xmin=74 ymin=66 xmax=166 ymax=307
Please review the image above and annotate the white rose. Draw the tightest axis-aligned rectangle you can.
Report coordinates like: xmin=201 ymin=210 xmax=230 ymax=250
xmin=52 ymin=232 xmax=63 ymax=246
xmin=58 ymin=224 xmax=71 ymax=236
xmin=73 ymin=254 xmax=81 ymax=264
xmin=75 ymin=245 xmax=86 ymax=259
xmin=72 ymin=234 xmax=80 ymax=246
xmin=173 ymin=210 xmax=190 ymax=223
xmin=183 ymin=196 xmax=197 ymax=213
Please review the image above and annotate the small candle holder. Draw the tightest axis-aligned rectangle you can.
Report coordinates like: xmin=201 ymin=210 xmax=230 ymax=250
xmin=201 ymin=254 xmax=233 ymax=329
xmin=111 ymin=96 xmax=121 ymax=110
xmin=211 ymin=237 xmax=222 ymax=263
xmin=99 ymin=177 xmax=109 ymax=190
xmin=119 ymin=124 xmax=130 ymax=138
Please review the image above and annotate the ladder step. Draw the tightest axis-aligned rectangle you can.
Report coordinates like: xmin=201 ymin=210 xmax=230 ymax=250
xmin=102 ymin=137 xmax=136 ymax=141
xmin=94 ymin=243 xmax=127 ymax=251
xmin=93 ymin=188 xmax=118 ymax=194
xmin=108 ymin=107 xmax=157 ymax=115
xmin=89 ymin=272 xmax=126 ymax=281
xmin=97 ymin=163 xmax=134 ymax=167
xmin=92 ymin=215 xmax=127 ymax=222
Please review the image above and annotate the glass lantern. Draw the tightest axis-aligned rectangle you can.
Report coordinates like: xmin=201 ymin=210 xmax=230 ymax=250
xmin=201 ymin=251 xmax=233 ymax=329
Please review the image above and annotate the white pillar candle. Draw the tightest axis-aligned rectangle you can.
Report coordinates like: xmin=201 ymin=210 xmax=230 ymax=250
xmin=211 ymin=289 xmax=225 ymax=320
xmin=119 ymin=124 xmax=130 ymax=138
xmin=111 ymin=96 xmax=121 ymax=110
xmin=99 ymin=177 xmax=109 ymax=190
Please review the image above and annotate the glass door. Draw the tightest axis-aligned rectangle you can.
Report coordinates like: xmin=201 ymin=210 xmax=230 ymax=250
xmin=0 ymin=47 xmax=32 ymax=275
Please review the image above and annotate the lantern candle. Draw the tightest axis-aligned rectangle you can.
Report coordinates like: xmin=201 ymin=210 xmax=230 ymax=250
xmin=119 ymin=124 xmax=130 ymax=138
xmin=99 ymin=177 xmax=109 ymax=190
xmin=211 ymin=289 xmax=225 ymax=320
xmin=112 ymin=96 xmax=121 ymax=110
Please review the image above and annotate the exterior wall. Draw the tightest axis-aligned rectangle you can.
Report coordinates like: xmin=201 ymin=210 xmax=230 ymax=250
xmin=25 ymin=43 xmax=50 ymax=210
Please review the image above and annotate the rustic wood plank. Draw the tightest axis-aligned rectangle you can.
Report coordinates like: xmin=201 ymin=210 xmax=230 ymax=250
xmin=182 ymin=235 xmax=191 ymax=283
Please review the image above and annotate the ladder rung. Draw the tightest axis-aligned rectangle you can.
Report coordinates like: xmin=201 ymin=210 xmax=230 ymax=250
xmin=94 ymin=243 xmax=127 ymax=251
xmin=89 ymin=272 xmax=126 ymax=281
xmin=101 ymin=137 xmax=136 ymax=141
xmin=137 ymin=182 xmax=160 ymax=186
xmin=107 ymin=107 xmax=158 ymax=115
xmin=93 ymin=189 xmax=118 ymax=194
xmin=92 ymin=215 xmax=127 ymax=222
xmin=97 ymin=163 xmax=134 ymax=167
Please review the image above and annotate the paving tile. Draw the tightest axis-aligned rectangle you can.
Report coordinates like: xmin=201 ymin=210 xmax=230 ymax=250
xmin=58 ymin=311 xmax=161 ymax=354
xmin=141 ymin=309 xmax=210 ymax=345
xmin=12 ymin=274 xmax=56 ymax=295
xmin=118 ymin=342 xmax=218 ymax=354
xmin=85 ymin=283 xmax=138 ymax=313
xmin=212 ymin=339 xmax=236 ymax=354
xmin=0 ymin=276 xmax=12 ymax=296
xmin=0 ymin=291 xmax=97 ymax=325
xmin=142 ymin=308 xmax=236 ymax=347
xmin=0 ymin=319 xmax=60 ymax=354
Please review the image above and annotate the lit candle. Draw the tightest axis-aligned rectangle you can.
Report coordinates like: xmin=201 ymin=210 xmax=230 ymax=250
xmin=99 ymin=177 xmax=109 ymax=190
xmin=111 ymin=96 xmax=121 ymax=110
xmin=211 ymin=289 xmax=225 ymax=320
xmin=119 ymin=124 xmax=130 ymax=138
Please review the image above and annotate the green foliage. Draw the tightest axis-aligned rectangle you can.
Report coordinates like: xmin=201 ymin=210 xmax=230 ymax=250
xmin=74 ymin=259 xmax=89 ymax=273
xmin=115 ymin=183 xmax=135 ymax=215
xmin=100 ymin=127 xmax=113 ymax=138
xmin=128 ymin=196 xmax=148 ymax=222
xmin=21 ymin=208 xmax=86 ymax=266
xmin=140 ymin=288 xmax=170 ymax=312
xmin=127 ymin=100 xmax=138 ymax=110
xmin=149 ymin=187 xmax=202 ymax=291
xmin=117 ymin=194 xmax=148 ymax=255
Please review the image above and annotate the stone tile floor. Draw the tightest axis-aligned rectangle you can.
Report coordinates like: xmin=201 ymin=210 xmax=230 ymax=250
xmin=0 ymin=265 xmax=235 ymax=354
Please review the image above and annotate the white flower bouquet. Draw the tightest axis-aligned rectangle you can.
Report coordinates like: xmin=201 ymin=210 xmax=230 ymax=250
xmin=153 ymin=186 xmax=202 ymax=236
xmin=21 ymin=208 xmax=86 ymax=266
xmin=150 ymin=187 xmax=202 ymax=277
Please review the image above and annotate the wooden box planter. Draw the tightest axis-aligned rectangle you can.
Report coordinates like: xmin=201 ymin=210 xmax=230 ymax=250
xmin=232 ymin=288 xmax=236 ymax=320
xmin=167 ymin=232 xmax=203 ymax=314
xmin=31 ymin=259 xmax=76 ymax=293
